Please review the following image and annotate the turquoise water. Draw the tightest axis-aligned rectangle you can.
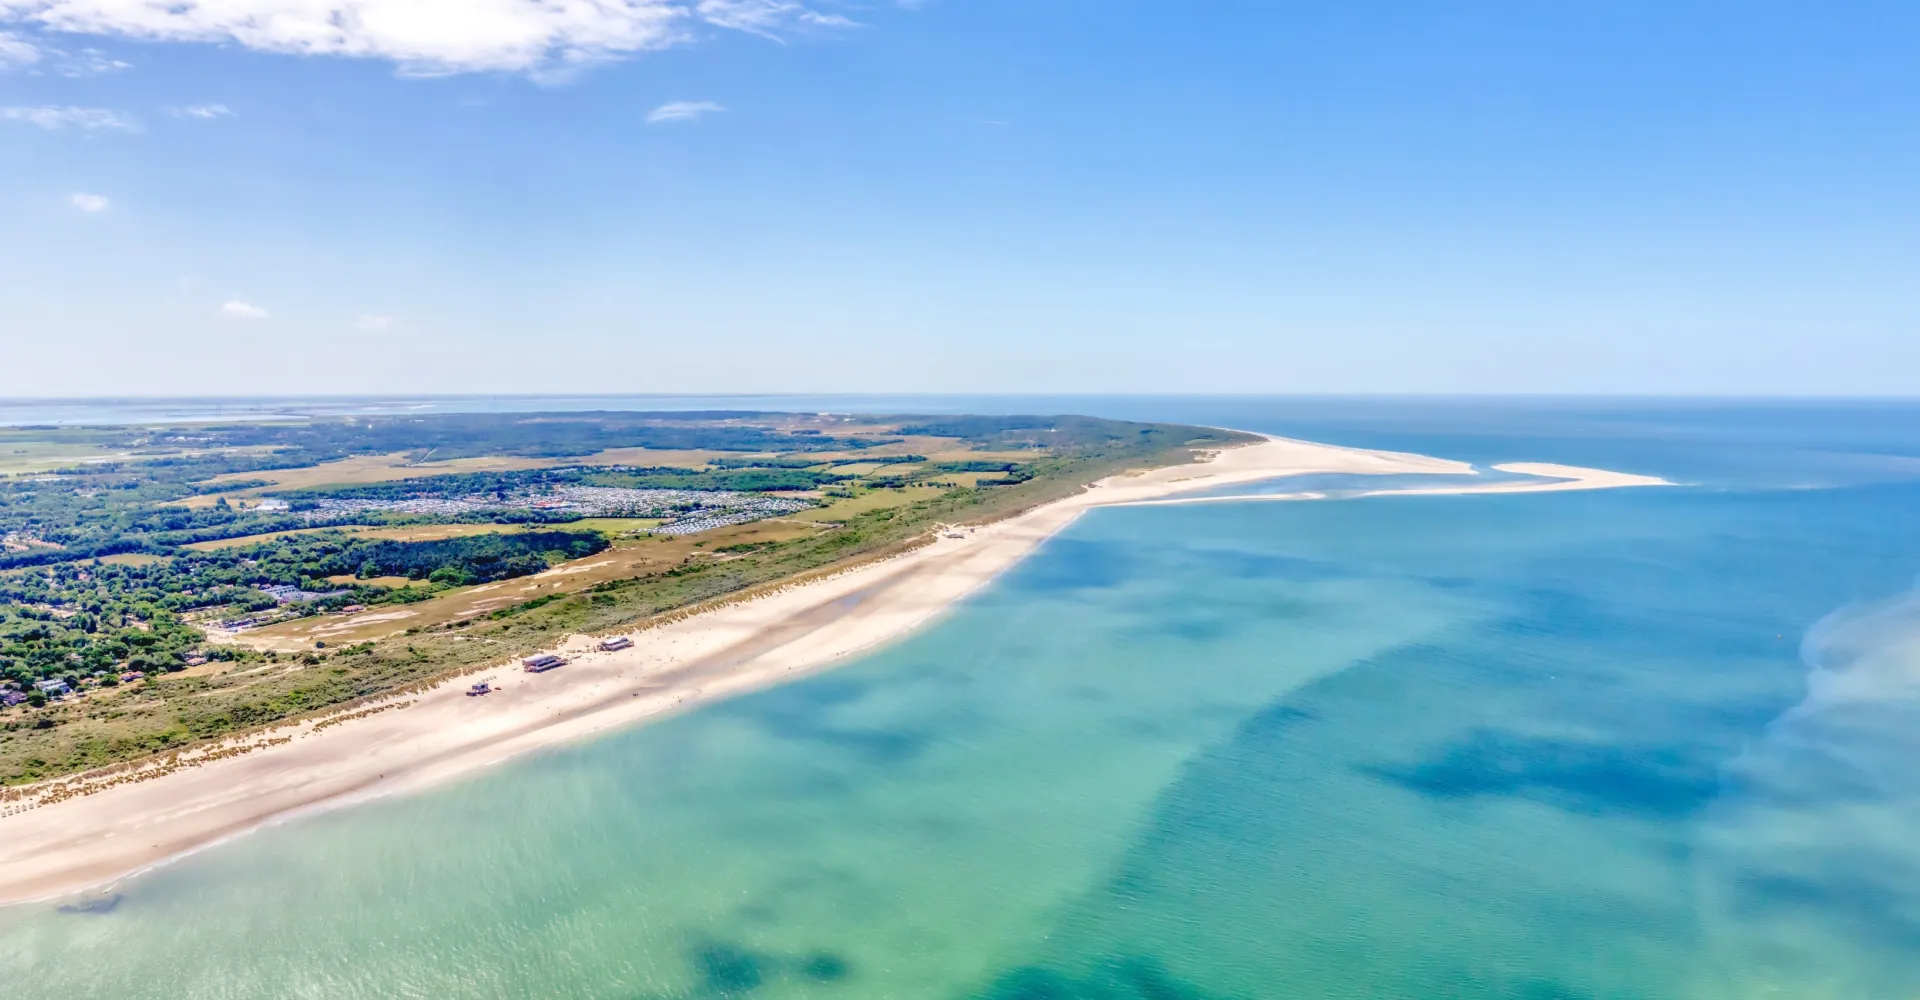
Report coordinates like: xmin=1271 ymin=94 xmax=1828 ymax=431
xmin=5 ymin=401 xmax=1920 ymax=999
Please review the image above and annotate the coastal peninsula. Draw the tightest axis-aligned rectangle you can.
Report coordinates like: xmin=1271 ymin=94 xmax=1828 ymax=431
xmin=0 ymin=419 xmax=1669 ymax=904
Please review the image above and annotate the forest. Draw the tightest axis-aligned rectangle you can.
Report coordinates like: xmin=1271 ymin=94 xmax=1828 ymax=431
xmin=0 ymin=603 xmax=205 ymax=703
xmin=0 ymin=530 xmax=607 ymax=691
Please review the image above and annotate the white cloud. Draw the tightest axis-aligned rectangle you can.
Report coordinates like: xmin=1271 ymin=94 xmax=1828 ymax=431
xmin=165 ymin=103 xmax=233 ymax=119
xmin=0 ymin=28 xmax=38 ymax=69
xmin=352 ymin=314 xmax=396 ymax=331
xmin=69 ymin=191 xmax=108 ymax=212
xmin=0 ymin=31 xmax=133 ymax=74
xmin=647 ymin=100 xmax=724 ymax=124
xmin=696 ymin=0 xmax=857 ymax=40
xmin=218 ymin=301 xmax=269 ymax=320
xmin=0 ymin=0 xmax=863 ymax=76
xmin=0 ymin=104 xmax=135 ymax=130
xmin=54 ymin=45 xmax=127 ymax=75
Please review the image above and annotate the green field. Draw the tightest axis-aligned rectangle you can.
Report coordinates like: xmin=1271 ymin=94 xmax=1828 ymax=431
xmin=183 ymin=523 xmax=535 ymax=551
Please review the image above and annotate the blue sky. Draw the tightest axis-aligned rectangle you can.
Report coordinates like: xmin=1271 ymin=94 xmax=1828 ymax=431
xmin=2 ymin=1 xmax=1916 ymax=396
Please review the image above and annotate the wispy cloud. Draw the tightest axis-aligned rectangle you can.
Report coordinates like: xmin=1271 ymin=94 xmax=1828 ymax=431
xmin=0 ymin=0 xmax=869 ymax=77
xmin=0 ymin=29 xmax=38 ymax=70
xmin=54 ymin=46 xmax=127 ymax=75
xmin=0 ymin=104 xmax=135 ymax=130
xmin=69 ymin=192 xmax=108 ymax=212
xmin=352 ymin=314 xmax=396 ymax=331
xmin=0 ymin=31 xmax=131 ymax=75
xmin=696 ymin=0 xmax=858 ymax=40
xmin=165 ymin=103 xmax=233 ymax=120
xmin=647 ymin=100 xmax=725 ymax=124
xmin=218 ymin=301 xmax=269 ymax=320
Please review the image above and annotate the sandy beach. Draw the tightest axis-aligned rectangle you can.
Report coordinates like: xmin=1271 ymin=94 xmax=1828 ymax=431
xmin=0 ymin=434 xmax=1669 ymax=904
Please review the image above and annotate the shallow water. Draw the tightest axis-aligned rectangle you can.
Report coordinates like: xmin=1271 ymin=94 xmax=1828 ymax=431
xmin=4 ymin=400 xmax=1920 ymax=999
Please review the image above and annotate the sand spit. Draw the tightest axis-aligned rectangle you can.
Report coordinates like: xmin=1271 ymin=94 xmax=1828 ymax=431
xmin=1114 ymin=459 xmax=1673 ymax=507
xmin=0 ymin=435 xmax=1657 ymax=905
xmin=1367 ymin=462 xmax=1674 ymax=495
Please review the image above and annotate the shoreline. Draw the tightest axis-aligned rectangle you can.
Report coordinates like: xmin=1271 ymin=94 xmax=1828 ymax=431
xmin=0 ymin=434 xmax=1667 ymax=905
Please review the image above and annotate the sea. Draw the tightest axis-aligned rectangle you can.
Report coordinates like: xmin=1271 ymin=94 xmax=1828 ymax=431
xmin=3 ymin=396 xmax=1920 ymax=1000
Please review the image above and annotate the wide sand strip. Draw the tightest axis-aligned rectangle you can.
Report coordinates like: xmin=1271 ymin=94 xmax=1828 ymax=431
xmin=0 ymin=435 xmax=1664 ymax=904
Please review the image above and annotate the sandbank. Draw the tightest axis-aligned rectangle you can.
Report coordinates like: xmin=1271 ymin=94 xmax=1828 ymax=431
xmin=1115 ymin=459 xmax=1672 ymax=507
xmin=0 ymin=434 xmax=1662 ymax=905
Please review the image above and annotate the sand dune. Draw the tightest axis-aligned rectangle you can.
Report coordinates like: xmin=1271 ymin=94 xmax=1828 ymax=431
xmin=0 ymin=435 xmax=1662 ymax=905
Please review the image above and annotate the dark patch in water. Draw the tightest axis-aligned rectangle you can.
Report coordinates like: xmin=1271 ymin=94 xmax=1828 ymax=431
xmin=1365 ymin=729 xmax=1719 ymax=818
xmin=685 ymin=939 xmax=855 ymax=995
xmin=692 ymin=942 xmax=767 ymax=995
xmin=1009 ymin=538 xmax=1133 ymax=593
xmin=785 ymin=677 xmax=876 ymax=708
xmin=1190 ymin=549 xmax=1342 ymax=583
xmin=726 ymin=677 xmax=932 ymax=765
xmin=1514 ymin=980 xmax=1597 ymax=1000
xmin=798 ymin=952 xmax=850 ymax=982
xmin=1154 ymin=615 xmax=1235 ymax=642
xmin=1240 ymin=703 xmax=1316 ymax=736
xmin=973 ymin=956 xmax=1237 ymax=1000
xmin=1730 ymin=869 xmax=1920 ymax=952
xmin=56 ymin=893 xmax=123 ymax=915
xmin=1065 ymin=683 xmax=1116 ymax=703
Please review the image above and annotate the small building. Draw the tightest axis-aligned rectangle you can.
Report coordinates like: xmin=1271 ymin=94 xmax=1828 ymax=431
xmin=598 ymin=637 xmax=633 ymax=652
xmin=184 ymin=655 xmax=208 ymax=667
xmin=1 ymin=691 xmax=27 ymax=707
xmin=523 ymin=654 xmax=567 ymax=673
xmin=34 ymin=678 xmax=70 ymax=697
xmin=120 ymin=671 xmax=145 ymax=683
xmin=259 ymin=584 xmax=352 ymax=605
xmin=340 ymin=604 xmax=366 ymax=614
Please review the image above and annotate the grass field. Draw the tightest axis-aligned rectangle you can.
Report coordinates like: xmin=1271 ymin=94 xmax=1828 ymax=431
xmin=791 ymin=486 xmax=952 ymax=522
xmin=201 ymin=453 xmax=561 ymax=495
xmin=197 ymin=448 xmax=736 ymax=497
xmin=181 ymin=528 xmax=340 ymax=550
xmin=225 ymin=517 xmax=835 ymax=650
xmin=558 ymin=518 xmax=666 ymax=536
xmin=923 ymin=449 xmax=1044 ymax=464
xmin=574 ymin=448 xmax=746 ymax=469
xmin=0 ymin=440 xmax=285 ymax=478
xmin=819 ymin=462 xmax=899 ymax=475
xmin=324 ymin=575 xmax=415 ymax=589
xmin=181 ymin=523 xmax=536 ymax=551
xmin=821 ymin=435 xmax=991 ymax=460
xmin=96 ymin=553 xmax=166 ymax=567
xmin=924 ymin=471 xmax=1005 ymax=488
xmin=0 ymin=443 xmax=122 ymax=477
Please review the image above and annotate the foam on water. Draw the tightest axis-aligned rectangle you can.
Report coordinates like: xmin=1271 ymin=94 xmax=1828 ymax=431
xmin=1691 ymin=586 xmax=1920 ymax=998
